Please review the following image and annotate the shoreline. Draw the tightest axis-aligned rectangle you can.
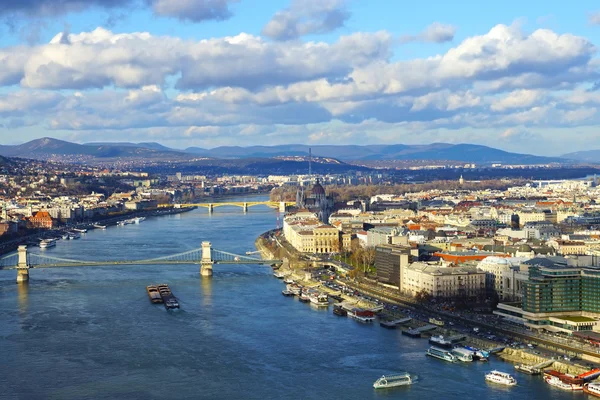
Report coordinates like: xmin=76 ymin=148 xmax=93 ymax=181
xmin=255 ymin=230 xmax=600 ymax=370
xmin=0 ymin=206 xmax=196 ymax=257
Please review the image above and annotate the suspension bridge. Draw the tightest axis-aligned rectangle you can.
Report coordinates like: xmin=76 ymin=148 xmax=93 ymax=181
xmin=159 ymin=201 xmax=296 ymax=213
xmin=0 ymin=242 xmax=283 ymax=283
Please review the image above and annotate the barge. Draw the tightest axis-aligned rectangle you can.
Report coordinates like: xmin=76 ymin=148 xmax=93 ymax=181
xmin=157 ymin=284 xmax=179 ymax=309
xmin=146 ymin=285 xmax=163 ymax=304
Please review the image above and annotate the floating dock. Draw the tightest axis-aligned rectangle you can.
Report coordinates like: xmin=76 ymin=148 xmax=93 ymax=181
xmin=380 ymin=317 xmax=412 ymax=329
xmin=402 ymin=324 xmax=436 ymax=337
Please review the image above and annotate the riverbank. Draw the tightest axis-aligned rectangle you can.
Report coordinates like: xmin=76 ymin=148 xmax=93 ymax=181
xmin=255 ymin=230 xmax=600 ymax=369
xmin=0 ymin=206 xmax=196 ymax=256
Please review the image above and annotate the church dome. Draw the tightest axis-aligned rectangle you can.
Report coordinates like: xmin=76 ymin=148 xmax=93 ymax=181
xmin=311 ymin=181 xmax=325 ymax=196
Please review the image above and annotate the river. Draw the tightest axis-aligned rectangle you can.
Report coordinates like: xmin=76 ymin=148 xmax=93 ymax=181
xmin=0 ymin=195 xmax=578 ymax=399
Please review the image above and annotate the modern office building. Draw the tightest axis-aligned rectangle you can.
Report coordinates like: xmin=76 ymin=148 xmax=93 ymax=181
xmin=375 ymin=244 xmax=411 ymax=288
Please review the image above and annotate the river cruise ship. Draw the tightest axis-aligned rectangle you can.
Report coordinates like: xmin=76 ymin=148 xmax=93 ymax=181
xmin=451 ymin=347 xmax=474 ymax=362
xmin=373 ymin=373 xmax=413 ymax=389
xmin=309 ymin=292 xmax=329 ymax=307
xmin=39 ymin=239 xmax=56 ymax=249
xmin=485 ymin=371 xmax=517 ymax=386
xmin=584 ymin=383 xmax=600 ymax=397
xmin=426 ymin=347 xmax=456 ymax=362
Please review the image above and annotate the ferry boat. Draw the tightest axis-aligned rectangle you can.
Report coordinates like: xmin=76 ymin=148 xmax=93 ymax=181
xmin=429 ymin=335 xmax=453 ymax=349
xmin=282 ymin=290 xmax=294 ymax=297
xmin=333 ymin=304 xmax=347 ymax=316
xmin=451 ymin=347 xmax=474 ymax=362
xmin=373 ymin=373 xmax=413 ymax=389
xmin=485 ymin=371 xmax=517 ymax=386
xmin=309 ymin=292 xmax=329 ymax=307
xmin=584 ymin=382 xmax=600 ymax=397
xmin=426 ymin=347 xmax=456 ymax=362
xmin=544 ymin=375 xmax=582 ymax=391
xmin=146 ymin=285 xmax=163 ymax=304
xmin=39 ymin=239 xmax=56 ymax=249
xmin=348 ymin=308 xmax=375 ymax=323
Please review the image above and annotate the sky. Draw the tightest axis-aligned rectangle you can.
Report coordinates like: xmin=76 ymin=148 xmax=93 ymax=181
xmin=0 ymin=1 xmax=600 ymax=155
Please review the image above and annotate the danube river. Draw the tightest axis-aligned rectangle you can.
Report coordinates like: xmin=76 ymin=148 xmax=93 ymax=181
xmin=0 ymin=196 xmax=577 ymax=399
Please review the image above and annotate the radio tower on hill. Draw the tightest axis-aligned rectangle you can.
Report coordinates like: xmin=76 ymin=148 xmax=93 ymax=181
xmin=308 ymin=147 xmax=312 ymax=182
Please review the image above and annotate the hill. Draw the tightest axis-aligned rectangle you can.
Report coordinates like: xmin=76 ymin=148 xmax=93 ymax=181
xmin=561 ymin=150 xmax=600 ymax=163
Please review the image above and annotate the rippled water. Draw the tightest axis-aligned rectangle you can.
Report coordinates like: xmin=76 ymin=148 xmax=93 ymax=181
xmin=0 ymin=196 xmax=576 ymax=399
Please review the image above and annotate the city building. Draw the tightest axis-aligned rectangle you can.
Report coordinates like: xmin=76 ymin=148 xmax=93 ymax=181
xmin=374 ymin=244 xmax=411 ymax=288
xmin=28 ymin=211 xmax=54 ymax=229
xmin=402 ymin=262 xmax=486 ymax=301
xmin=296 ymin=179 xmax=334 ymax=222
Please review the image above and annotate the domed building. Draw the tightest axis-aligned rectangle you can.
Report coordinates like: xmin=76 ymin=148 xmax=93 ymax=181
xmin=296 ymin=179 xmax=334 ymax=222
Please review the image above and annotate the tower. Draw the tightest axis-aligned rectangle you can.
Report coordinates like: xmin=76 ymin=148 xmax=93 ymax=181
xmin=459 ymin=175 xmax=464 ymax=185
xmin=308 ymin=147 xmax=312 ymax=180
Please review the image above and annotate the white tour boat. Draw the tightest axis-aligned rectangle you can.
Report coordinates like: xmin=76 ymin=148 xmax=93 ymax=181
xmin=429 ymin=335 xmax=452 ymax=348
xmin=373 ymin=373 xmax=413 ymax=389
xmin=451 ymin=347 xmax=474 ymax=362
xmin=309 ymin=292 xmax=329 ymax=307
xmin=485 ymin=370 xmax=517 ymax=386
xmin=39 ymin=239 xmax=56 ymax=249
xmin=544 ymin=375 xmax=582 ymax=391
xmin=426 ymin=347 xmax=456 ymax=363
xmin=584 ymin=382 xmax=600 ymax=397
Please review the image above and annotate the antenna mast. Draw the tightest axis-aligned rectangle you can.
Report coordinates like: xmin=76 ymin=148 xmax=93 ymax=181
xmin=309 ymin=147 xmax=312 ymax=181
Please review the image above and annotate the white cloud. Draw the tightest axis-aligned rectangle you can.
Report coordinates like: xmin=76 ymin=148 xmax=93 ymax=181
xmin=262 ymin=0 xmax=350 ymax=41
xmin=400 ymin=22 xmax=457 ymax=43
xmin=490 ymin=90 xmax=543 ymax=111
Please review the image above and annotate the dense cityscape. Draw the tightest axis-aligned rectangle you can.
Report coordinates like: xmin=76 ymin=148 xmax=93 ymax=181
xmin=4 ymin=0 xmax=600 ymax=398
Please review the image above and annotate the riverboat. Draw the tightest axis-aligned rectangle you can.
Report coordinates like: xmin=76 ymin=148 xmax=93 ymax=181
xmin=485 ymin=371 xmax=517 ymax=386
xmin=93 ymin=224 xmax=107 ymax=230
xmin=348 ymin=308 xmax=375 ymax=323
xmin=426 ymin=347 xmax=456 ymax=362
xmin=39 ymin=239 xmax=56 ymax=249
xmin=451 ymin=347 xmax=473 ymax=362
xmin=273 ymin=272 xmax=285 ymax=279
xmin=429 ymin=335 xmax=452 ymax=349
xmin=73 ymin=228 xmax=87 ymax=233
xmin=584 ymin=382 xmax=600 ymax=397
xmin=373 ymin=373 xmax=413 ymax=389
xmin=544 ymin=375 xmax=582 ymax=391
xmin=282 ymin=290 xmax=294 ymax=297
xmin=283 ymin=278 xmax=294 ymax=284
xmin=133 ymin=217 xmax=146 ymax=224
xmin=309 ymin=292 xmax=329 ymax=307
xmin=333 ymin=304 xmax=347 ymax=316
xmin=68 ymin=232 xmax=81 ymax=240
xmin=299 ymin=293 xmax=310 ymax=303
xmin=146 ymin=285 xmax=163 ymax=304
xmin=287 ymin=284 xmax=301 ymax=296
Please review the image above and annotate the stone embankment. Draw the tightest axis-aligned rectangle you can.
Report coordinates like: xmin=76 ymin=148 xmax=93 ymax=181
xmin=498 ymin=348 xmax=588 ymax=375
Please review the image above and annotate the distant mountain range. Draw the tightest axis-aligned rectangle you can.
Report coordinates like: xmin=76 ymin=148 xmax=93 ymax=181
xmin=561 ymin=150 xmax=600 ymax=163
xmin=0 ymin=137 xmax=570 ymax=165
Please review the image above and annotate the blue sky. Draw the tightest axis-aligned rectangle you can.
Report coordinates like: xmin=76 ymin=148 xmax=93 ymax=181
xmin=0 ymin=0 xmax=599 ymax=155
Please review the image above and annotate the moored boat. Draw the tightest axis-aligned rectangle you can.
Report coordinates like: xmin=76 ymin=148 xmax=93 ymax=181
xmin=429 ymin=335 xmax=452 ymax=349
xmin=514 ymin=364 xmax=541 ymax=375
xmin=39 ymin=239 xmax=56 ymax=249
xmin=333 ymin=304 xmax=347 ymax=316
xmin=451 ymin=347 xmax=473 ymax=362
xmin=282 ymin=290 xmax=294 ymax=297
xmin=485 ymin=370 xmax=517 ymax=386
xmin=426 ymin=346 xmax=456 ymax=362
xmin=283 ymin=278 xmax=294 ymax=284
xmin=584 ymin=382 xmax=600 ymax=397
xmin=273 ymin=272 xmax=285 ymax=279
xmin=348 ymin=308 xmax=375 ymax=323
xmin=299 ymin=293 xmax=310 ymax=303
xmin=309 ymin=292 xmax=329 ymax=307
xmin=373 ymin=373 xmax=413 ymax=389
xmin=544 ymin=375 xmax=582 ymax=391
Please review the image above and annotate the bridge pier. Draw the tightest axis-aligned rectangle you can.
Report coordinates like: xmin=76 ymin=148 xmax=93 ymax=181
xmin=243 ymin=202 xmax=248 ymax=213
xmin=208 ymin=204 xmax=214 ymax=213
xmin=279 ymin=201 xmax=286 ymax=212
xmin=16 ymin=245 xmax=29 ymax=283
xmin=200 ymin=241 xmax=213 ymax=277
